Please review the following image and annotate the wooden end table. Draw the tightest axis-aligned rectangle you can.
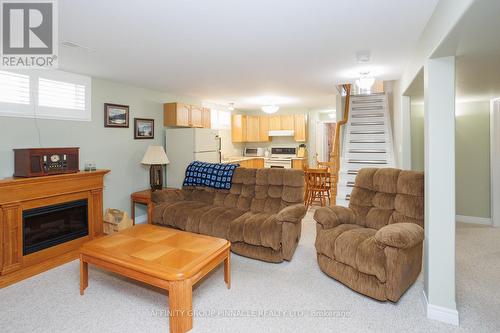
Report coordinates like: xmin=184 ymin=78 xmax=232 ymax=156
xmin=131 ymin=188 xmax=174 ymax=224
xmin=80 ymin=224 xmax=231 ymax=333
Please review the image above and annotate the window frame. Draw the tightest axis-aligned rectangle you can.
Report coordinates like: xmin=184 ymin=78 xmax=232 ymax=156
xmin=0 ymin=69 xmax=92 ymax=122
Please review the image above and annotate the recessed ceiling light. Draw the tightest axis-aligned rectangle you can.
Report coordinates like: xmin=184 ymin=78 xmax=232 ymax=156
xmin=356 ymin=50 xmax=371 ymax=63
xmin=228 ymin=103 xmax=235 ymax=111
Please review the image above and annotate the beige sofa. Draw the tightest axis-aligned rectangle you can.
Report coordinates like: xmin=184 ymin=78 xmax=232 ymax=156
xmin=152 ymin=168 xmax=306 ymax=263
xmin=314 ymin=168 xmax=424 ymax=301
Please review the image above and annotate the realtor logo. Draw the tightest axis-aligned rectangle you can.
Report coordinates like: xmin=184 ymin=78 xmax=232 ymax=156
xmin=1 ymin=0 xmax=58 ymax=68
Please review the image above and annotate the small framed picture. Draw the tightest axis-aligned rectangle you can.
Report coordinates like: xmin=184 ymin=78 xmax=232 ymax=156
xmin=134 ymin=118 xmax=154 ymax=139
xmin=104 ymin=103 xmax=129 ymax=128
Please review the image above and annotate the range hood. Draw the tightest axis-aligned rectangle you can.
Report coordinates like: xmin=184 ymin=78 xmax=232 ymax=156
xmin=268 ymin=130 xmax=295 ymax=137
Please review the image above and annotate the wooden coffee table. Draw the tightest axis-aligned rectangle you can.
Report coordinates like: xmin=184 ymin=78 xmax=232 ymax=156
xmin=79 ymin=224 xmax=231 ymax=333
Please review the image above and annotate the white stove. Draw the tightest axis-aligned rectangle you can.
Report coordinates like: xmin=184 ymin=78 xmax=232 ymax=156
xmin=264 ymin=147 xmax=297 ymax=169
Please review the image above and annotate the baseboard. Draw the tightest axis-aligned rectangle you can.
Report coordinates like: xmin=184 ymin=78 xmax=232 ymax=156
xmin=456 ymin=215 xmax=492 ymax=225
xmin=421 ymin=290 xmax=459 ymax=326
xmin=134 ymin=214 xmax=148 ymax=224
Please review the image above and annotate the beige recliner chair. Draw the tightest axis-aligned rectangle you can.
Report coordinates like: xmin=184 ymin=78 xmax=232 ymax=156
xmin=314 ymin=168 xmax=424 ymax=302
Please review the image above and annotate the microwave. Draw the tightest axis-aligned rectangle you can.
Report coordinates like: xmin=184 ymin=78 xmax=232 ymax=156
xmin=244 ymin=147 xmax=265 ymax=157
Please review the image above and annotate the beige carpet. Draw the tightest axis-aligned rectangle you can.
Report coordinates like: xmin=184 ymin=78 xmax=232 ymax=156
xmin=1 ymin=211 xmax=499 ymax=332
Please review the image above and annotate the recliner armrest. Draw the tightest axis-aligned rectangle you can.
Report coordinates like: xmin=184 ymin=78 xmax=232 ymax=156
xmin=375 ymin=223 xmax=424 ymax=249
xmin=151 ymin=188 xmax=185 ymax=204
xmin=277 ymin=204 xmax=306 ymax=224
xmin=313 ymin=206 xmax=356 ymax=230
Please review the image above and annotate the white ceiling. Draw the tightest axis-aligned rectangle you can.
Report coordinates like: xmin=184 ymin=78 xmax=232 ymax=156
xmin=405 ymin=0 xmax=500 ymax=103
xmin=59 ymin=0 xmax=438 ymax=110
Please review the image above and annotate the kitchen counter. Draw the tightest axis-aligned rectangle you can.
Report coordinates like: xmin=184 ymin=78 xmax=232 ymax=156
xmin=221 ymin=156 xmax=263 ymax=164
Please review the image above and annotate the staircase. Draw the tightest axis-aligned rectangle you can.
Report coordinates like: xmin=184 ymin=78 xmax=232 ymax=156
xmin=336 ymin=93 xmax=395 ymax=206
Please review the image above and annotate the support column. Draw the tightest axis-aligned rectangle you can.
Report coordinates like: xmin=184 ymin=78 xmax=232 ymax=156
xmin=401 ymin=95 xmax=412 ymax=169
xmin=423 ymin=56 xmax=458 ymax=325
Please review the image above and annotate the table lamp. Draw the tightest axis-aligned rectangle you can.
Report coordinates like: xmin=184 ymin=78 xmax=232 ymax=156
xmin=141 ymin=146 xmax=170 ymax=191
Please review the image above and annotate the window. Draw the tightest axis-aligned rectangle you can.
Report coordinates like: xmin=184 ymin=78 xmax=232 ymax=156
xmin=210 ymin=109 xmax=231 ymax=129
xmin=0 ymin=70 xmax=91 ymax=121
xmin=0 ymin=71 xmax=30 ymax=105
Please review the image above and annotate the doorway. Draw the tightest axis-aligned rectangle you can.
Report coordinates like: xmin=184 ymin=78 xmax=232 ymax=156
xmin=315 ymin=120 xmax=336 ymax=163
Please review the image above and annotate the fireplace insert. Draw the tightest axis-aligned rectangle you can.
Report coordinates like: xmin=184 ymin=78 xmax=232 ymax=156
xmin=23 ymin=199 xmax=89 ymax=255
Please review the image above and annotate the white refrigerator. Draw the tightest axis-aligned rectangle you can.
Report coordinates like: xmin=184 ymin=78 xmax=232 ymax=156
xmin=165 ymin=128 xmax=221 ymax=188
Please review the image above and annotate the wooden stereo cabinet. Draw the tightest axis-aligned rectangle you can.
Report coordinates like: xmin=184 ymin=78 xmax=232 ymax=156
xmin=14 ymin=147 xmax=79 ymax=177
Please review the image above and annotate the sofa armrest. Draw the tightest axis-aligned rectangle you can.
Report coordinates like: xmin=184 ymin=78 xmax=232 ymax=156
xmin=277 ymin=204 xmax=306 ymax=224
xmin=151 ymin=188 xmax=185 ymax=204
xmin=313 ymin=206 xmax=355 ymax=230
xmin=375 ymin=223 xmax=424 ymax=249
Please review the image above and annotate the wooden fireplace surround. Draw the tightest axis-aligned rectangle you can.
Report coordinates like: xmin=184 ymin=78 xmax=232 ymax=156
xmin=0 ymin=170 xmax=109 ymax=288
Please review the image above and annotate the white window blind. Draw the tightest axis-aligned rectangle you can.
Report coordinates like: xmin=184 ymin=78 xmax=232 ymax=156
xmin=0 ymin=71 xmax=30 ymax=105
xmin=38 ymin=78 xmax=86 ymax=110
xmin=0 ymin=70 xmax=91 ymax=121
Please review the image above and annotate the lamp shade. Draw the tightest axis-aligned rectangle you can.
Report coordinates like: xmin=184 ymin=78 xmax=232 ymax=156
xmin=141 ymin=146 xmax=169 ymax=165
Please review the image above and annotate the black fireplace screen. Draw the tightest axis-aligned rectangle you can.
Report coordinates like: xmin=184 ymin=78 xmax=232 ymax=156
xmin=23 ymin=199 xmax=89 ymax=255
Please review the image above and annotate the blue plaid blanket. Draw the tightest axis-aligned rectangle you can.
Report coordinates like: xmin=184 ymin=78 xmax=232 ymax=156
xmin=183 ymin=161 xmax=239 ymax=189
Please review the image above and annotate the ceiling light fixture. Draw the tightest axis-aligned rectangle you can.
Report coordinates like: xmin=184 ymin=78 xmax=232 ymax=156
xmin=261 ymin=105 xmax=279 ymax=114
xmin=228 ymin=103 xmax=235 ymax=111
xmin=355 ymin=72 xmax=375 ymax=91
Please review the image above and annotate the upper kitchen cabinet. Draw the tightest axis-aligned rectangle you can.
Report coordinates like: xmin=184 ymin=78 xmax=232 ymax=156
xmin=190 ymin=106 xmax=204 ymax=127
xmin=231 ymin=114 xmax=247 ymax=142
xmin=163 ymin=103 xmax=211 ymax=128
xmin=280 ymin=115 xmax=295 ymax=130
xmin=246 ymin=115 xmax=260 ymax=142
xmin=231 ymin=113 xmax=306 ymax=142
xmin=232 ymin=115 xmax=270 ymax=142
xmin=259 ymin=116 xmax=270 ymax=142
xmin=202 ymin=107 xmax=211 ymax=129
xmin=269 ymin=116 xmax=281 ymax=131
xmin=294 ymin=114 xmax=307 ymax=141
xmin=164 ymin=102 xmax=190 ymax=127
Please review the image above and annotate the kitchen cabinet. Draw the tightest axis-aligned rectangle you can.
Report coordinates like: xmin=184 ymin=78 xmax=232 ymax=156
xmin=294 ymin=114 xmax=307 ymax=141
xmin=164 ymin=103 xmax=190 ymax=127
xmin=232 ymin=115 xmax=270 ymax=143
xmin=190 ymin=106 xmax=204 ymax=127
xmin=231 ymin=114 xmax=247 ymax=142
xmin=292 ymin=159 xmax=306 ymax=170
xmin=164 ymin=103 xmax=211 ymax=128
xmin=235 ymin=158 xmax=264 ymax=169
xmin=269 ymin=116 xmax=281 ymax=131
xmin=259 ymin=116 xmax=270 ymax=142
xmin=202 ymin=107 xmax=211 ymax=128
xmin=253 ymin=158 xmax=265 ymax=168
xmin=281 ymin=115 xmax=295 ymax=130
xmin=231 ymin=113 xmax=307 ymax=142
xmin=246 ymin=116 xmax=260 ymax=142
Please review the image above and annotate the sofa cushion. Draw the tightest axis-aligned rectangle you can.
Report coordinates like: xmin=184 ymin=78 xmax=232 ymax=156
xmin=228 ymin=212 xmax=282 ymax=251
xmin=316 ymin=224 xmax=386 ymax=282
xmin=349 ymin=168 xmax=424 ymax=230
xmin=315 ymin=224 xmax=361 ymax=259
xmin=155 ymin=200 xmax=208 ymax=229
xmin=198 ymin=206 xmax=246 ymax=239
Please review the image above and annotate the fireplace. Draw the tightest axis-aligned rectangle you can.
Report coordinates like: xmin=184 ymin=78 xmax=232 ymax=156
xmin=23 ymin=199 xmax=89 ymax=255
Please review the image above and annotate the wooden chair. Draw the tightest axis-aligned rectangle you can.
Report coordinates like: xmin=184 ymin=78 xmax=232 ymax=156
xmin=304 ymin=168 xmax=331 ymax=209
xmin=315 ymin=159 xmax=336 ymax=202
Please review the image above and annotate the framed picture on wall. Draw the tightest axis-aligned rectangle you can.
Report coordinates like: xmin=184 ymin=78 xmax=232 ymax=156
xmin=104 ymin=103 xmax=129 ymax=128
xmin=134 ymin=118 xmax=154 ymax=139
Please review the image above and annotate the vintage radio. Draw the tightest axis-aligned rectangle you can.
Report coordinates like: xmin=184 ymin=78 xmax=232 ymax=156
xmin=14 ymin=148 xmax=80 ymax=177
